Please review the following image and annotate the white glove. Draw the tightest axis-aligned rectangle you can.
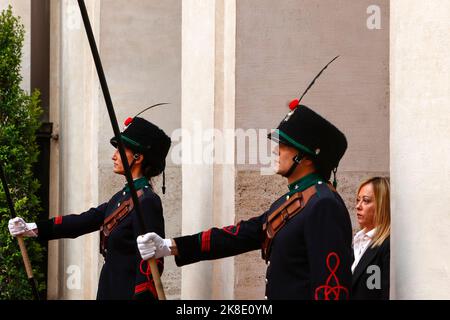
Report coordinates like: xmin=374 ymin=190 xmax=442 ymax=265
xmin=8 ymin=217 xmax=38 ymax=237
xmin=137 ymin=232 xmax=172 ymax=260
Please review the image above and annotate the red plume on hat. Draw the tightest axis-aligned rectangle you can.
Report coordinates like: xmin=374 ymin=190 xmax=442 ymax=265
xmin=289 ymin=99 xmax=299 ymax=111
xmin=124 ymin=117 xmax=133 ymax=127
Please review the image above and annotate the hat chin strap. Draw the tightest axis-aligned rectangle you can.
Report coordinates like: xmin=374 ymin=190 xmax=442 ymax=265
xmin=128 ymin=154 xmax=139 ymax=172
xmin=162 ymin=171 xmax=166 ymax=194
xmin=284 ymin=154 xmax=302 ymax=178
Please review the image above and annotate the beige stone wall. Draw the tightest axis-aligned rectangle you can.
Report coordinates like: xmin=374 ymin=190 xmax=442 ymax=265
xmin=234 ymin=0 xmax=390 ymax=299
xmin=235 ymin=0 xmax=390 ymax=172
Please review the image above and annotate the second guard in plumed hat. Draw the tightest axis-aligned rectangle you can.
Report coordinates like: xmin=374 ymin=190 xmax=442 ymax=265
xmin=136 ymin=57 xmax=354 ymax=300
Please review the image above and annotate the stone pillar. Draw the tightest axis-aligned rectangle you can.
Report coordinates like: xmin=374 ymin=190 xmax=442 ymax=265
xmin=47 ymin=0 xmax=61 ymax=300
xmin=48 ymin=0 xmax=101 ymax=299
xmin=211 ymin=0 xmax=236 ymax=300
xmin=390 ymin=0 xmax=450 ymax=299
xmin=97 ymin=0 xmax=182 ymax=299
xmin=181 ymin=0 xmax=236 ymax=299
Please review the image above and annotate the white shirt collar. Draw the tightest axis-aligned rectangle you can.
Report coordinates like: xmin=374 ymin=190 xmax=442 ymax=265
xmin=351 ymin=228 xmax=377 ymax=273
xmin=354 ymin=227 xmax=376 ymax=240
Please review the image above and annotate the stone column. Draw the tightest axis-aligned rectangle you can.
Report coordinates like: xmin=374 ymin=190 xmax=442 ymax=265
xmin=390 ymin=0 xmax=450 ymax=299
xmin=47 ymin=0 xmax=61 ymax=299
xmin=48 ymin=0 xmax=101 ymax=299
xmin=211 ymin=0 xmax=236 ymax=300
xmin=181 ymin=0 xmax=236 ymax=299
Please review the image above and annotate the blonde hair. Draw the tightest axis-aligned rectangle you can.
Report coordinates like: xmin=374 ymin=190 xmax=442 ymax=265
xmin=357 ymin=177 xmax=391 ymax=248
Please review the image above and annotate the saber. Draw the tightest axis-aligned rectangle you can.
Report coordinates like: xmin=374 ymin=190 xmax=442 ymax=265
xmin=76 ymin=0 xmax=166 ymax=299
xmin=0 ymin=161 xmax=40 ymax=300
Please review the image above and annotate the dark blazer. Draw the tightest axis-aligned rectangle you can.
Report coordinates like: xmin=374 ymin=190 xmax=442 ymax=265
xmin=351 ymin=236 xmax=390 ymax=300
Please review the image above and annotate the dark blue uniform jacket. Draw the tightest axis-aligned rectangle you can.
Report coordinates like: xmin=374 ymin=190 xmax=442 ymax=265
xmin=174 ymin=181 xmax=352 ymax=300
xmin=36 ymin=178 xmax=164 ymax=300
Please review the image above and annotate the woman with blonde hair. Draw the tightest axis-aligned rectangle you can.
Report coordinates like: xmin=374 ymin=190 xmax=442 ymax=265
xmin=351 ymin=176 xmax=390 ymax=300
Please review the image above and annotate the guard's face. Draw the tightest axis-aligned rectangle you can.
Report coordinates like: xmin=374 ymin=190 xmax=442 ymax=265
xmin=273 ymin=143 xmax=298 ymax=175
xmin=112 ymin=147 xmax=135 ymax=175
xmin=356 ymin=183 xmax=376 ymax=231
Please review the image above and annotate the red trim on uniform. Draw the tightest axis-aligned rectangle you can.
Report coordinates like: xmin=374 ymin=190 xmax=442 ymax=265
xmin=134 ymin=282 xmax=147 ymax=293
xmin=139 ymin=260 xmax=151 ymax=278
xmin=134 ymin=281 xmax=157 ymax=298
xmin=201 ymin=229 xmax=212 ymax=252
xmin=222 ymin=223 xmax=241 ymax=236
xmin=54 ymin=216 xmax=63 ymax=225
xmin=139 ymin=259 xmax=164 ymax=278
xmin=314 ymin=252 xmax=349 ymax=300
xmin=136 ymin=260 xmax=158 ymax=299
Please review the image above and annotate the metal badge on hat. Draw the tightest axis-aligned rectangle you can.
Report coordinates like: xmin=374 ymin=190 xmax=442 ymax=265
xmin=284 ymin=55 xmax=340 ymax=122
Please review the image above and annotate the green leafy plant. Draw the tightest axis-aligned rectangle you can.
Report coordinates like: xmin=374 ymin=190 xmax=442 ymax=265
xmin=0 ymin=5 xmax=45 ymax=300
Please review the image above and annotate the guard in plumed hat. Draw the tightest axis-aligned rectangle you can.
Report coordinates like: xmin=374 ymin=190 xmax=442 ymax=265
xmin=111 ymin=115 xmax=171 ymax=193
xmin=136 ymin=58 xmax=353 ymax=300
xmin=8 ymin=108 xmax=171 ymax=300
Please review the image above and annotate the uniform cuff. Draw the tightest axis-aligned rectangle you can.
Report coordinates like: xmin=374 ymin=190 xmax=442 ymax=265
xmin=173 ymin=234 xmax=202 ymax=267
xmin=36 ymin=219 xmax=54 ymax=241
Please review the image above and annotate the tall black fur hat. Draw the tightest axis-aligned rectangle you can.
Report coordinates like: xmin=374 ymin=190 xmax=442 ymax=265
xmin=268 ymin=104 xmax=347 ymax=174
xmin=110 ymin=116 xmax=171 ymax=177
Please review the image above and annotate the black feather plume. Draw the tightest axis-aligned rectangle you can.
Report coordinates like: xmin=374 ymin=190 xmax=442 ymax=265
xmin=298 ymin=55 xmax=340 ymax=103
xmin=134 ymin=102 xmax=170 ymax=118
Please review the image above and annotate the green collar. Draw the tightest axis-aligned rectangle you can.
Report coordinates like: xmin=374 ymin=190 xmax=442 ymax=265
xmin=123 ymin=177 xmax=150 ymax=193
xmin=287 ymin=173 xmax=323 ymax=197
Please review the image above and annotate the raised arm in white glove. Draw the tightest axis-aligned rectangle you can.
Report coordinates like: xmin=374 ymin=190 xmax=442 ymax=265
xmin=137 ymin=232 xmax=173 ymax=260
xmin=8 ymin=217 xmax=38 ymax=237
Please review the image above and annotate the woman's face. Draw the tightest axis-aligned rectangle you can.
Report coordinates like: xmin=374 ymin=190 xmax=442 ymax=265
xmin=356 ymin=182 xmax=376 ymax=231
xmin=112 ymin=147 xmax=136 ymax=175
